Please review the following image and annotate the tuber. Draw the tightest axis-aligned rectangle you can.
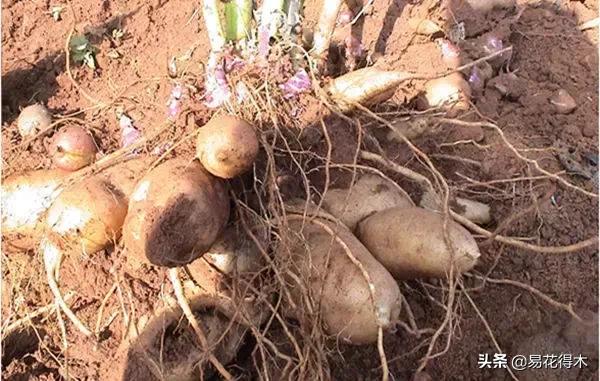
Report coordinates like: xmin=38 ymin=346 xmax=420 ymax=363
xmin=122 ymin=159 xmax=230 ymax=267
xmin=48 ymin=125 xmax=97 ymax=171
xmin=16 ymin=104 xmax=52 ymax=138
xmin=196 ymin=114 xmax=259 ymax=179
xmin=281 ymin=215 xmax=401 ymax=344
xmin=1 ymin=169 xmax=68 ymax=249
xmin=356 ymin=207 xmax=481 ymax=279
xmin=321 ymin=174 xmax=414 ymax=231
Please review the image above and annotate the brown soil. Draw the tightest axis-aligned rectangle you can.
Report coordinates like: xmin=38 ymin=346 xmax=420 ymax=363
xmin=2 ymin=0 xmax=598 ymax=380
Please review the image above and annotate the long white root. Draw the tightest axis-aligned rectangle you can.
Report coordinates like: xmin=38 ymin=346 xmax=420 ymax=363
xmin=42 ymin=238 xmax=93 ymax=337
xmin=311 ymin=0 xmax=343 ymax=59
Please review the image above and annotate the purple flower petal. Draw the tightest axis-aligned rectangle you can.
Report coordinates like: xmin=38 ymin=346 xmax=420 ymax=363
xmin=119 ymin=114 xmax=142 ymax=149
xmin=439 ymin=39 xmax=460 ymax=58
xmin=151 ymin=142 xmax=171 ymax=156
xmin=166 ymin=84 xmax=185 ymax=119
xmin=171 ymin=84 xmax=183 ymax=100
xmin=224 ymin=55 xmax=246 ymax=72
xmin=344 ymin=35 xmax=364 ymax=59
xmin=204 ymin=54 xmax=231 ymax=108
xmin=279 ymin=69 xmax=311 ymax=99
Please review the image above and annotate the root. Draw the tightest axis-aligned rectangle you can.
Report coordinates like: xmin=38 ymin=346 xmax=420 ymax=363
xmin=454 ymin=213 xmax=598 ymax=254
xmin=462 ymin=287 xmax=518 ymax=381
xmin=42 ymin=240 xmax=93 ymax=337
xmin=94 ymin=283 xmax=118 ymax=336
xmin=167 ymin=268 xmax=234 ymax=381
xmin=377 ymin=327 xmax=390 ymax=381
xmin=437 ymin=118 xmax=598 ymax=199
xmin=465 ymin=273 xmax=590 ymax=323
xmin=2 ymin=292 xmax=73 ymax=339
xmin=359 ymin=150 xmax=433 ymax=189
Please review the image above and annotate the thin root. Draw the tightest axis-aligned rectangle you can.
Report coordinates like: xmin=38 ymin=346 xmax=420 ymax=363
xmin=167 ymin=268 xmax=234 ymax=381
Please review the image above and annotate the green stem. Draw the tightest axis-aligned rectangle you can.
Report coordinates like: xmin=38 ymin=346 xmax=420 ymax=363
xmin=224 ymin=0 xmax=253 ymax=42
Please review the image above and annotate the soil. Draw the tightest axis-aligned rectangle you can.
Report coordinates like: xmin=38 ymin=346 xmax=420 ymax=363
xmin=1 ymin=0 xmax=598 ymax=380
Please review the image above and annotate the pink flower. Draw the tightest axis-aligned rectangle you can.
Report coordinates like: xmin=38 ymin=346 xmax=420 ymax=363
xmin=204 ymin=54 xmax=231 ymax=108
xmin=119 ymin=114 xmax=142 ymax=149
xmin=279 ymin=69 xmax=311 ymax=99
xmin=345 ymin=35 xmax=364 ymax=59
xmin=167 ymin=84 xmax=185 ymax=119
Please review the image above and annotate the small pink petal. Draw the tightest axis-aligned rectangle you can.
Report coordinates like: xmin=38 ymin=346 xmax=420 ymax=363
xmin=338 ymin=10 xmax=354 ymax=26
xmin=171 ymin=84 xmax=183 ymax=100
xmin=119 ymin=115 xmax=142 ymax=149
xmin=258 ymin=26 xmax=271 ymax=59
xmin=345 ymin=35 xmax=364 ymax=59
xmin=151 ymin=142 xmax=171 ymax=156
xmin=224 ymin=55 xmax=246 ymax=72
xmin=279 ymin=69 xmax=311 ymax=99
xmin=167 ymin=99 xmax=180 ymax=119
xmin=204 ymin=55 xmax=231 ymax=108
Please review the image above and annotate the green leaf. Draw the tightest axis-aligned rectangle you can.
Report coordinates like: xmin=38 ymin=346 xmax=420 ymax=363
xmin=69 ymin=34 xmax=97 ymax=68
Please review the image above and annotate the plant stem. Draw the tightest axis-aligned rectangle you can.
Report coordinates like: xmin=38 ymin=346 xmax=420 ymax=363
xmin=258 ymin=0 xmax=285 ymax=57
xmin=202 ymin=0 xmax=226 ymax=53
xmin=259 ymin=0 xmax=285 ymax=37
xmin=224 ymin=0 xmax=253 ymax=42
xmin=311 ymin=0 xmax=343 ymax=58
xmin=286 ymin=0 xmax=303 ymax=33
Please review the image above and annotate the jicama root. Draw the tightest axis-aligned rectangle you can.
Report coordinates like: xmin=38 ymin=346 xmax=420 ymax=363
xmin=311 ymin=0 xmax=344 ymax=59
xmin=114 ymin=266 xmax=253 ymax=381
xmin=327 ymin=67 xmax=414 ymax=111
xmin=1 ymin=169 xmax=68 ymax=250
xmin=113 ymin=254 xmax=267 ymax=381
xmin=40 ymin=177 xmax=129 ymax=336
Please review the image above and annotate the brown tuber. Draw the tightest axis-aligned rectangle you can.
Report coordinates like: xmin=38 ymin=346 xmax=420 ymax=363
xmin=1 ymin=169 xmax=68 ymax=249
xmin=421 ymin=73 xmax=471 ymax=114
xmin=357 ymin=207 xmax=481 ymax=279
xmin=122 ymin=159 xmax=230 ymax=267
xmin=49 ymin=125 xmax=98 ymax=171
xmin=41 ymin=177 xmax=130 ymax=336
xmin=44 ymin=178 xmax=128 ymax=255
xmin=282 ymin=215 xmax=401 ymax=344
xmin=408 ymin=18 xmax=442 ymax=36
xmin=321 ymin=174 xmax=413 ymax=231
xmin=328 ymin=67 xmax=413 ymax=111
xmin=204 ymin=222 xmax=267 ymax=274
xmin=196 ymin=114 xmax=259 ymax=179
